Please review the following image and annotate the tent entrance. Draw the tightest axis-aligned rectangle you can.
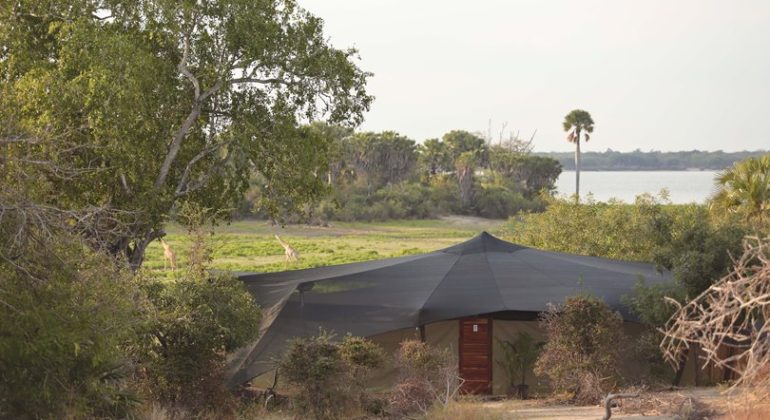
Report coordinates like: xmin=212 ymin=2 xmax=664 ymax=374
xmin=458 ymin=316 xmax=492 ymax=394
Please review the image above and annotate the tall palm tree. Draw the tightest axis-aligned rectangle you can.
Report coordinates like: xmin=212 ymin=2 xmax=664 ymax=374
xmin=562 ymin=109 xmax=594 ymax=199
xmin=712 ymin=154 xmax=770 ymax=228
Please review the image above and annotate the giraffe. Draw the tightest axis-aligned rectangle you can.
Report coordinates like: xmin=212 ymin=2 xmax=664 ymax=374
xmin=160 ymin=238 xmax=177 ymax=270
xmin=274 ymin=234 xmax=300 ymax=262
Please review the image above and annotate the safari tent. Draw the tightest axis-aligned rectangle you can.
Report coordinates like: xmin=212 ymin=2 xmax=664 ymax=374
xmin=226 ymin=232 xmax=673 ymax=394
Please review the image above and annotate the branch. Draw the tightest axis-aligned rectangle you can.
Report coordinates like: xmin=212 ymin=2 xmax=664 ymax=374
xmin=230 ymin=77 xmax=289 ymax=85
xmin=154 ymin=34 xmax=224 ymax=190
xmin=603 ymin=393 xmax=640 ymax=420
xmin=174 ymin=142 xmax=227 ymax=196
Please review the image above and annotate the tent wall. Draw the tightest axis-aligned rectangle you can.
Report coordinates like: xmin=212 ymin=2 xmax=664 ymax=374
xmin=491 ymin=320 xmax=548 ymax=395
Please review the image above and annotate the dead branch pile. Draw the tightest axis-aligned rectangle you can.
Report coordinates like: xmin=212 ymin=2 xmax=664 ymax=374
xmin=620 ymin=391 xmax=713 ymax=419
xmin=661 ymin=236 xmax=770 ymax=395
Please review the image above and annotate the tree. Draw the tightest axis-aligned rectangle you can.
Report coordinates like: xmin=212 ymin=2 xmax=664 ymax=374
xmin=489 ymin=145 xmax=562 ymax=197
xmin=442 ymin=130 xmax=488 ymax=208
xmin=712 ymin=154 xmax=770 ymax=229
xmin=563 ymin=109 xmax=595 ymax=199
xmin=347 ymin=131 xmax=418 ymax=193
xmin=1 ymin=0 xmax=372 ymax=270
xmin=417 ymin=138 xmax=451 ymax=178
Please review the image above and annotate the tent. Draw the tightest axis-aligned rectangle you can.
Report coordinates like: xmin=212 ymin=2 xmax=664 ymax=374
xmin=225 ymin=232 xmax=672 ymax=393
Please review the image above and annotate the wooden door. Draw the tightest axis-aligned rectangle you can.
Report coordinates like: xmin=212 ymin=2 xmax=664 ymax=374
xmin=458 ymin=317 xmax=492 ymax=394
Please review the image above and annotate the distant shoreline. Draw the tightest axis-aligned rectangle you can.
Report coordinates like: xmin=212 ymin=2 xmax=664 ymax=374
xmin=559 ymin=169 xmax=719 ymax=172
xmin=537 ymin=150 xmax=767 ymax=171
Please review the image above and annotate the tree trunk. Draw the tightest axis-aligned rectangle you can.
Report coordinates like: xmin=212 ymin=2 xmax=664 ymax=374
xmin=457 ymin=166 xmax=473 ymax=207
xmin=574 ymin=130 xmax=581 ymax=200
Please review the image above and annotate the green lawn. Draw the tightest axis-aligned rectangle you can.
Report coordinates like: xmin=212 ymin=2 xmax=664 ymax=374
xmin=143 ymin=217 xmax=504 ymax=275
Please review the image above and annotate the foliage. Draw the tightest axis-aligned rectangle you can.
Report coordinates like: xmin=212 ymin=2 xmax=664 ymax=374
xmin=647 ymin=205 xmax=746 ymax=297
xmin=1 ymin=0 xmax=371 ymax=269
xmin=0 ymin=224 xmax=144 ymax=418
xmin=563 ymin=110 xmax=595 ymax=143
xmin=278 ymin=331 xmax=385 ymax=420
xmin=712 ymin=154 xmax=770 ymax=228
xmin=622 ymin=280 xmax=688 ymax=383
xmin=135 ymin=271 xmax=262 ymax=408
xmin=504 ymin=194 xmax=665 ymax=262
xmin=505 ymin=195 xmax=747 ymax=297
xmin=134 ymin=216 xmax=261 ymax=409
xmin=338 ymin=334 xmax=386 ymax=370
xmin=418 ymin=138 xmax=452 ymax=178
xmin=443 ymin=130 xmax=488 ymax=207
xmin=534 ymin=295 xmax=625 ymax=404
xmin=489 ymin=148 xmax=562 ymax=197
xmin=236 ymin=126 xmax=561 ymax=221
xmin=496 ymin=332 xmax=543 ymax=389
xmin=475 ymin=185 xmax=545 ymax=219
xmin=623 ymin=280 xmax=686 ymax=328
xmin=346 ymin=131 xmax=418 ymax=192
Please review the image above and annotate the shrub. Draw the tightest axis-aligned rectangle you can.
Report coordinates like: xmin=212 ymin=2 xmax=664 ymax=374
xmin=278 ymin=332 xmax=385 ymax=420
xmin=622 ymin=280 xmax=688 ymax=384
xmin=0 ymin=232 xmax=144 ymax=419
xmin=475 ymin=185 xmax=544 ymax=219
xmin=504 ymin=195 xmax=747 ymax=296
xmin=534 ymin=295 xmax=625 ymax=404
xmin=134 ymin=270 xmax=262 ymax=409
xmin=390 ymin=340 xmax=461 ymax=417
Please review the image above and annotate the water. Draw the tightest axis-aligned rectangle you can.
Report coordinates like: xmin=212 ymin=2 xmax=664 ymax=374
xmin=554 ymin=171 xmax=719 ymax=204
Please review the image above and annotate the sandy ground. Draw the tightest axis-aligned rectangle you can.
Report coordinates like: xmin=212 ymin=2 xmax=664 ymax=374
xmin=482 ymin=388 xmax=755 ymax=420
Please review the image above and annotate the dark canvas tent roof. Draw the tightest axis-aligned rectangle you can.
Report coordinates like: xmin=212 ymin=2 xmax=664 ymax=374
xmin=225 ymin=232 xmax=671 ymax=387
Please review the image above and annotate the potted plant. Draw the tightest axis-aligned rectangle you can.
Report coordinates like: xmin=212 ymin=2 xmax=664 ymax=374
xmin=496 ymin=332 xmax=543 ymax=399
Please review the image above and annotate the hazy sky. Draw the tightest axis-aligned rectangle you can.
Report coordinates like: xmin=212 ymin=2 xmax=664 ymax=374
xmin=300 ymin=0 xmax=770 ymax=152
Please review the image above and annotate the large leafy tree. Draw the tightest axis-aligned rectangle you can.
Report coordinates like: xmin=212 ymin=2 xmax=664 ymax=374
xmin=0 ymin=0 xmax=372 ymax=269
xmin=712 ymin=154 xmax=770 ymax=229
xmin=563 ymin=109 xmax=594 ymax=199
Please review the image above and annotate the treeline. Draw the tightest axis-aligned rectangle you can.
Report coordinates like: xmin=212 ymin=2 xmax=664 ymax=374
xmin=239 ymin=125 xmax=563 ymax=221
xmin=540 ymin=149 xmax=768 ymax=171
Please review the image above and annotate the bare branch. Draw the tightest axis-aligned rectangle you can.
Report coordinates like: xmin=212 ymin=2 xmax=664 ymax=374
xmin=661 ymin=236 xmax=770 ymax=397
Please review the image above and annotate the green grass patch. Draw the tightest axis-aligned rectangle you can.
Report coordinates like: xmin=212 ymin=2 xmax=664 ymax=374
xmin=144 ymin=218 xmax=503 ymax=274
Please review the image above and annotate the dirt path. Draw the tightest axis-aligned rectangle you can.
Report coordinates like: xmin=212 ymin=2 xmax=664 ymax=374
xmin=484 ymin=388 xmax=735 ymax=420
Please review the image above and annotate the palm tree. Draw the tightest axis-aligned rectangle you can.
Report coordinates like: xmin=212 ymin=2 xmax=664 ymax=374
xmin=712 ymin=154 xmax=770 ymax=228
xmin=562 ymin=109 xmax=594 ymax=199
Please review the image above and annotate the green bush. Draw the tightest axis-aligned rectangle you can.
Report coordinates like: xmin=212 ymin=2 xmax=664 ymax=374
xmin=134 ymin=270 xmax=262 ymax=409
xmin=475 ymin=185 xmax=544 ymax=219
xmin=279 ymin=332 xmax=385 ymax=420
xmin=0 ymin=233 xmax=144 ymax=419
xmin=534 ymin=295 xmax=625 ymax=404
xmin=505 ymin=195 xmax=747 ymax=296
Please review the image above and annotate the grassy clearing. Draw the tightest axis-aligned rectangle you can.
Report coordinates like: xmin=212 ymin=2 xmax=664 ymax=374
xmin=143 ymin=217 xmax=504 ymax=275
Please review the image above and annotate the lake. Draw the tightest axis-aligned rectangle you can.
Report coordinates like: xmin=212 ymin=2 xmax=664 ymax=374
xmin=554 ymin=171 xmax=719 ymax=204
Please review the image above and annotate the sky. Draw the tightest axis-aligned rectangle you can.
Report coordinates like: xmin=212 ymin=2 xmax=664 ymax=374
xmin=300 ymin=0 xmax=770 ymax=152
